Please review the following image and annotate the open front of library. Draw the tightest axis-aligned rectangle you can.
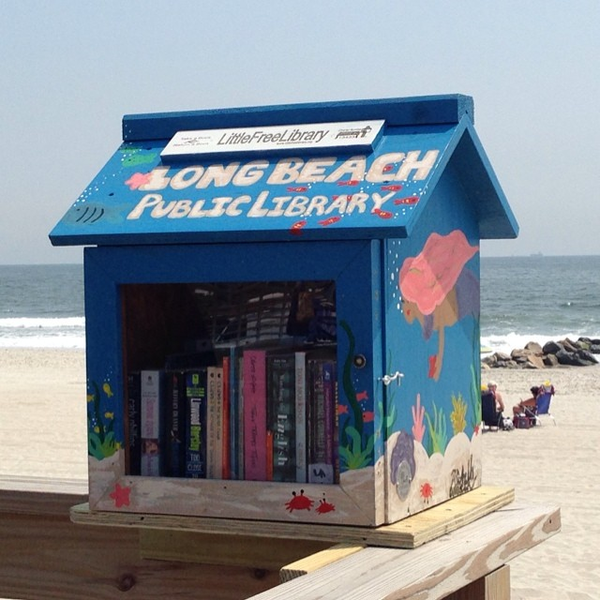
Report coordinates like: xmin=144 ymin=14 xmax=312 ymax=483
xmin=50 ymin=95 xmax=518 ymax=527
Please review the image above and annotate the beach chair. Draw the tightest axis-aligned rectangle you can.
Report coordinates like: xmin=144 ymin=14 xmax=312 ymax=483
xmin=533 ymin=383 xmax=556 ymax=425
xmin=481 ymin=391 xmax=503 ymax=430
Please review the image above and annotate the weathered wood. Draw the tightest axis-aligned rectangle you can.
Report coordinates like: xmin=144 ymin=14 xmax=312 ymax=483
xmin=0 ymin=480 xmax=557 ymax=600
xmin=72 ymin=485 xmax=514 ymax=549
xmin=0 ymin=481 xmax=87 ymax=517
xmin=140 ymin=529 xmax=333 ymax=570
xmin=443 ymin=565 xmax=510 ymax=600
xmin=0 ymin=489 xmax=279 ymax=600
xmin=279 ymin=543 xmax=365 ymax=582
xmin=244 ymin=503 xmax=559 ymax=599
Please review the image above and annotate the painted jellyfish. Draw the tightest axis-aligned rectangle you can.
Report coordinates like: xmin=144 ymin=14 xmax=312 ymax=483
xmin=399 ymin=230 xmax=479 ymax=381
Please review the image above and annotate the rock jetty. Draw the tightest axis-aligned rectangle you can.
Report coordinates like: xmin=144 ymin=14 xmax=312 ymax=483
xmin=482 ymin=337 xmax=600 ymax=370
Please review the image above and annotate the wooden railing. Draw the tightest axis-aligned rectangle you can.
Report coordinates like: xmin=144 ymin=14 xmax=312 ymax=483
xmin=0 ymin=479 xmax=560 ymax=600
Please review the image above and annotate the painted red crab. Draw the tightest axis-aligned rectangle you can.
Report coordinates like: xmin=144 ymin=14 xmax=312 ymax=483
xmin=316 ymin=498 xmax=335 ymax=514
xmin=285 ymin=490 xmax=314 ymax=512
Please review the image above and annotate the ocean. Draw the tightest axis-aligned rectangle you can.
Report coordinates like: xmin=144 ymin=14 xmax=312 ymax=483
xmin=1 ymin=256 xmax=599 ymax=352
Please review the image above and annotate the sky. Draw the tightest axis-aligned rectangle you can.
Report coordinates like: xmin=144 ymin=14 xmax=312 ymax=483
xmin=1 ymin=1 xmax=599 ymax=264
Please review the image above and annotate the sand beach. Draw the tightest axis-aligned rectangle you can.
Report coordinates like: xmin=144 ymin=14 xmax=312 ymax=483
xmin=0 ymin=347 xmax=598 ymax=599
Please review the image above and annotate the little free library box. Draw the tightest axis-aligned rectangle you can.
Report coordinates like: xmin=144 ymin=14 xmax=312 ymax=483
xmin=50 ymin=95 xmax=518 ymax=527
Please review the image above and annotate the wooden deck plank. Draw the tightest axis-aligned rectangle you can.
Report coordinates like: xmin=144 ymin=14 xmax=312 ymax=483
xmin=140 ymin=529 xmax=333 ymax=570
xmin=245 ymin=503 xmax=560 ymax=600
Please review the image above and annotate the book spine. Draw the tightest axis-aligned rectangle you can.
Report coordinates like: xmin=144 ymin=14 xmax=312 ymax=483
xmin=222 ymin=356 xmax=231 ymax=480
xmin=185 ymin=370 xmax=207 ymax=479
xmin=237 ymin=354 xmax=245 ymax=480
xmin=322 ymin=360 xmax=336 ymax=484
xmin=166 ymin=370 xmax=186 ymax=478
xmin=294 ymin=352 xmax=307 ymax=483
xmin=307 ymin=359 xmax=334 ymax=484
xmin=140 ymin=370 xmax=164 ymax=477
xmin=268 ymin=354 xmax=296 ymax=482
xmin=242 ymin=349 xmax=267 ymax=481
xmin=126 ymin=371 xmax=141 ymax=476
xmin=206 ymin=367 xmax=217 ymax=478
xmin=215 ymin=367 xmax=224 ymax=479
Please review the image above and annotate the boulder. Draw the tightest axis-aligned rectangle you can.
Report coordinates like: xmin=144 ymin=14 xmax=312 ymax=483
xmin=575 ymin=349 xmax=599 ymax=365
xmin=524 ymin=354 xmax=545 ymax=369
xmin=560 ymin=338 xmax=579 ymax=352
xmin=543 ymin=354 xmax=560 ymax=367
xmin=576 ymin=338 xmax=592 ymax=351
xmin=556 ymin=349 xmax=579 ymax=366
xmin=542 ymin=340 xmax=562 ymax=355
xmin=524 ymin=341 xmax=543 ymax=354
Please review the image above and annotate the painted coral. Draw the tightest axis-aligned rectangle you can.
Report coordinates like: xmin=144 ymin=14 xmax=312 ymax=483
xmin=450 ymin=394 xmax=468 ymax=435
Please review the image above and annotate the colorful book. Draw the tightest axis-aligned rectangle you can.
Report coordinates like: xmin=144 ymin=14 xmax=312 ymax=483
xmin=242 ymin=349 xmax=268 ymax=481
xmin=267 ymin=353 xmax=296 ymax=482
xmin=140 ymin=370 xmax=165 ymax=477
xmin=307 ymin=358 xmax=335 ymax=484
xmin=206 ymin=366 xmax=224 ymax=479
xmin=236 ymin=352 xmax=245 ymax=480
xmin=126 ymin=371 xmax=141 ymax=476
xmin=166 ymin=370 xmax=186 ymax=478
xmin=185 ymin=370 xmax=207 ymax=479
xmin=221 ymin=356 xmax=231 ymax=480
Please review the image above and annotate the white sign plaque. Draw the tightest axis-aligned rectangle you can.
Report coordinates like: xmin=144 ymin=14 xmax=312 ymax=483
xmin=161 ymin=120 xmax=385 ymax=158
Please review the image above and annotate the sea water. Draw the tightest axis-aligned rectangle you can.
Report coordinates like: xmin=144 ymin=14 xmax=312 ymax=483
xmin=480 ymin=255 xmax=600 ymax=354
xmin=0 ymin=264 xmax=84 ymax=348
xmin=1 ymin=256 xmax=599 ymax=351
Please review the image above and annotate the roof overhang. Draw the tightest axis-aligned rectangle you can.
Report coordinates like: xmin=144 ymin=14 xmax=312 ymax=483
xmin=49 ymin=95 xmax=518 ymax=247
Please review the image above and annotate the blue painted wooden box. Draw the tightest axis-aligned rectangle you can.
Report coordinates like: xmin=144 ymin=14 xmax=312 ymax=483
xmin=50 ymin=95 xmax=518 ymax=526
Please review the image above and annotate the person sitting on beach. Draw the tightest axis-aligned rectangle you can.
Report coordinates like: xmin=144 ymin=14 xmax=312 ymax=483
xmin=513 ymin=386 xmax=540 ymax=416
xmin=487 ymin=381 xmax=505 ymax=413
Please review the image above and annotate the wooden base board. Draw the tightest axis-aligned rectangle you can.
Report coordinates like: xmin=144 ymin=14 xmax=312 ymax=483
xmin=72 ymin=486 xmax=514 ymax=552
xmin=140 ymin=530 xmax=333 ymax=570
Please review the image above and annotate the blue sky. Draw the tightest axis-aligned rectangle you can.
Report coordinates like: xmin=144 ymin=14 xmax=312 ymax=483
xmin=1 ymin=1 xmax=599 ymax=263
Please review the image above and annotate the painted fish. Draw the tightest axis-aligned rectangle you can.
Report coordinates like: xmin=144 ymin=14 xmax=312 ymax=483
xmin=289 ymin=220 xmax=307 ymax=236
xmin=373 ymin=208 xmax=393 ymax=219
xmin=319 ymin=216 xmax=341 ymax=227
xmin=394 ymin=196 xmax=419 ymax=205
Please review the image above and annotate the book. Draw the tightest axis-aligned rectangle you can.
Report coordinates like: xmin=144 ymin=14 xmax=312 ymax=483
xmin=206 ymin=366 xmax=224 ymax=479
xmin=267 ymin=353 xmax=296 ymax=482
xmin=185 ymin=370 xmax=207 ymax=479
xmin=221 ymin=356 xmax=231 ymax=480
xmin=140 ymin=370 xmax=165 ymax=477
xmin=236 ymin=352 xmax=244 ymax=480
xmin=242 ymin=349 xmax=268 ymax=481
xmin=294 ymin=352 xmax=308 ymax=483
xmin=126 ymin=371 xmax=141 ymax=476
xmin=307 ymin=357 xmax=336 ymax=484
xmin=166 ymin=370 xmax=186 ymax=478
xmin=322 ymin=359 xmax=337 ymax=483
